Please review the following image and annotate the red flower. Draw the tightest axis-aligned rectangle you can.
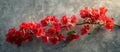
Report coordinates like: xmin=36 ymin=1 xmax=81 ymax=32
xmin=61 ymin=15 xmax=69 ymax=25
xmin=80 ymin=7 xmax=108 ymax=24
xmin=67 ymin=34 xmax=79 ymax=42
xmin=23 ymin=33 xmax=33 ymax=42
xmin=44 ymin=16 xmax=58 ymax=22
xmin=61 ymin=15 xmax=70 ymax=31
xmin=70 ymin=15 xmax=79 ymax=24
xmin=31 ymin=23 xmax=45 ymax=38
xmin=61 ymin=15 xmax=79 ymax=31
xmin=6 ymin=27 xmax=33 ymax=47
xmin=6 ymin=29 xmax=24 ymax=47
xmin=20 ymin=22 xmax=34 ymax=31
xmin=47 ymin=28 xmax=56 ymax=37
xmin=41 ymin=16 xmax=58 ymax=27
xmin=52 ymin=22 xmax=62 ymax=32
xmin=18 ymin=29 xmax=33 ymax=42
xmin=98 ymin=15 xmax=107 ymax=22
xmin=81 ymin=25 xmax=90 ymax=35
xmin=6 ymin=28 xmax=17 ymax=44
xmin=49 ymin=36 xmax=59 ymax=45
xmin=13 ymin=31 xmax=24 ymax=46
xmin=104 ymin=18 xmax=114 ymax=31
xmin=57 ymin=34 xmax=65 ymax=41
xmin=42 ymin=36 xmax=49 ymax=43
xmin=67 ymin=15 xmax=79 ymax=27
xmin=80 ymin=7 xmax=91 ymax=18
xmin=100 ymin=6 xmax=107 ymax=16
xmin=41 ymin=19 xmax=48 ymax=27
xmin=90 ymin=8 xmax=99 ymax=22
xmin=50 ymin=16 xmax=59 ymax=22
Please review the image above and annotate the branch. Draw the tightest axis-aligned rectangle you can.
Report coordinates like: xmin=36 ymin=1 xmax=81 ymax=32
xmin=62 ymin=22 xmax=120 ymax=28
xmin=76 ymin=22 xmax=98 ymax=25
xmin=114 ymin=24 xmax=120 ymax=27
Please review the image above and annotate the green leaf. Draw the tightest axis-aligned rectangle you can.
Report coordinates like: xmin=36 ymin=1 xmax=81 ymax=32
xmin=67 ymin=30 xmax=76 ymax=35
xmin=70 ymin=30 xmax=76 ymax=34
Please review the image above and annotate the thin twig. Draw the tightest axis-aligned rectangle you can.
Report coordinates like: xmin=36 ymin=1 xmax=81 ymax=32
xmin=62 ymin=23 xmax=120 ymax=28
xmin=114 ymin=24 xmax=120 ymax=27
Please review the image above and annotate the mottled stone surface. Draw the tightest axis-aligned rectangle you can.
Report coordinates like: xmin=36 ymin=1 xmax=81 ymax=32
xmin=0 ymin=0 xmax=120 ymax=52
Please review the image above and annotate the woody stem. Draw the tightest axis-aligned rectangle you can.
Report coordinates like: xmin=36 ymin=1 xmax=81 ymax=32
xmin=76 ymin=23 xmax=120 ymax=27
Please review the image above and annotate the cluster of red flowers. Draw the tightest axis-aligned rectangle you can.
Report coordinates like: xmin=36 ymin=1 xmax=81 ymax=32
xmin=80 ymin=25 xmax=90 ymax=35
xmin=6 ymin=6 xmax=114 ymax=47
xmin=80 ymin=6 xmax=114 ymax=35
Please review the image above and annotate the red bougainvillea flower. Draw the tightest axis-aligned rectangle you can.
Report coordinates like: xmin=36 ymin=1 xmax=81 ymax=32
xmin=49 ymin=36 xmax=60 ymax=45
xmin=61 ymin=15 xmax=79 ymax=31
xmin=99 ymin=6 xmax=107 ymax=16
xmin=52 ymin=22 xmax=62 ymax=32
xmin=61 ymin=15 xmax=69 ymax=25
xmin=40 ymin=16 xmax=58 ymax=27
xmin=42 ymin=36 xmax=49 ymax=43
xmin=98 ymin=15 xmax=107 ymax=22
xmin=67 ymin=34 xmax=79 ymax=42
xmin=20 ymin=22 xmax=34 ymax=31
xmin=6 ymin=27 xmax=33 ymax=47
xmin=13 ymin=31 xmax=24 ymax=46
xmin=23 ymin=33 xmax=33 ymax=42
xmin=47 ymin=28 xmax=56 ymax=37
xmin=90 ymin=8 xmax=99 ymax=22
xmin=81 ymin=25 xmax=90 ymax=35
xmin=104 ymin=18 xmax=114 ymax=31
xmin=45 ymin=16 xmax=58 ymax=22
xmin=70 ymin=15 xmax=79 ymax=24
xmin=61 ymin=15 xmax=69 ymax=31
xmin=6 ymin=28 xmax=24 ymax=47
xmin=31 ymin=23 xmax=45 ymax=38
xmin=40 ymin=19 xmax=48 ymax=27
xmin=80 ymin=7 xmax=109 ymax=24
xmin=80 ymin=7 xmax=91 ymax=18
xmin=57 ymin=34 xmax=65 ymax=41
xmin=68 ymin=15 xmax=79 ymax=27
xmin=19 ymin=29 xmax=33 ymax=42
xmin=6 ymin=28 xmax=17 ymax=44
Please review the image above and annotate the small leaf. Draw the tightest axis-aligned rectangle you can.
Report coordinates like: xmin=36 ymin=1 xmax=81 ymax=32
xmin=70 ymin=30 xmax=76 ymax=34
xmin=67 ymin=30 xmax=76 ymax=36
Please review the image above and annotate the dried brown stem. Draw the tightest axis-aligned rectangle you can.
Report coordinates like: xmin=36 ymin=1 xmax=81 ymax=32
xmin=62 ymin=22 xmax=120 ymax=28
xmin=114 ymin=24 xmax=120 ymax=27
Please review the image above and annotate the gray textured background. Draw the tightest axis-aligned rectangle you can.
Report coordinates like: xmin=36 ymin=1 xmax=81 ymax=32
xmin=0 ymin=0 xmax=120 ymax=52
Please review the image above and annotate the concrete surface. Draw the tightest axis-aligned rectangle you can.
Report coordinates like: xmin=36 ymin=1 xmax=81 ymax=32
xmin=0 ymin=0 xmax=120 ymax=52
